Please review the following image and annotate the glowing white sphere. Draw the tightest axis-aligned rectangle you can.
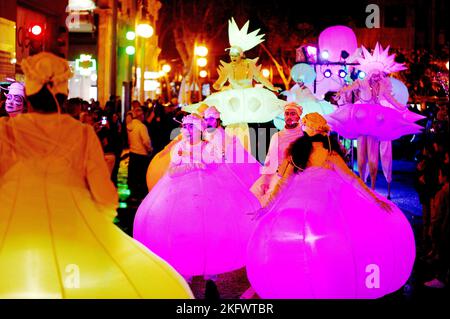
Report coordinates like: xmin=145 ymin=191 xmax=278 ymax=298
xmin=194 ymin=46 xmax=208 ymax=57
xmin=136 ymin=24 xmax=154 ymax=38
xmin=197 ymin=57 xmax=207 ymax=67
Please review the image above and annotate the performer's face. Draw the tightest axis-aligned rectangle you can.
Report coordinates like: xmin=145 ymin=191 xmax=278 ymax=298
xmin=182 ymin=123 xmax=201 ymax=143
xmin=284 ymin=109 xmax=301 ymax=128
xmin=205 ymin=117 xmax=219 ymax=129
xmin=230 ymin=52 xmax=242 ymax=63
xmin=369 ymin=72 xmax=383 ymax=83
xmin=5 ymin=93 xmax=24 ymax=117
xmin=302 ymin=125 xmax=315 ymax=136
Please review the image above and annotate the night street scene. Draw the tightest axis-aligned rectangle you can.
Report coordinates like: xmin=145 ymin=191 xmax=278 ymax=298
xmin=0 ymin=0 xmax=448 ymax=315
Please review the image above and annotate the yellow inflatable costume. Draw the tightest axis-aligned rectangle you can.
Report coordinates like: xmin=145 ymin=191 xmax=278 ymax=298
xmin=0 ymin=52 xmax=193 ymax=299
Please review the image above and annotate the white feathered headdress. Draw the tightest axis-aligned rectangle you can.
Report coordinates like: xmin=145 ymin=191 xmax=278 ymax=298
xmin=357 ymin=43 xmax=407 ymax=75
xmin=227 ymin=17 xmax=265 ymax=55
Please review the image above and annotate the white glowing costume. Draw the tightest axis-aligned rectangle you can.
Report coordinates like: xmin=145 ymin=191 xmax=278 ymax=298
xmin=183 ymin=18 xmax=285 ymax=126
xmin=327 ymin=43 xmax=424 ymax=193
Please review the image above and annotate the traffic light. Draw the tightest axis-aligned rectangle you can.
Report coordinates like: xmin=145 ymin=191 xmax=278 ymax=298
xmin=28 ymin=23 xmax=46 ymax=55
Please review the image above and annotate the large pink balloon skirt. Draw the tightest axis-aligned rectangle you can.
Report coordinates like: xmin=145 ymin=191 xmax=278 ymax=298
xmin=134 ymin=163 xmax=261 ymax=277
xmin=246 ymin=167 xmax=416 ymax=298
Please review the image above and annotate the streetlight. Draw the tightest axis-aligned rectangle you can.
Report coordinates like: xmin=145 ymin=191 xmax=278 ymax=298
xmin=125 ymin=45 xmax=135 ymax=55
xmin=162 ymin=64 xmax=171 ymax=73
xmin=193 ymin=44 xmax=208 ymax=102
xmin=126 ymin=31 xmax=136 ymax=40
xmin=136 ymin=23 xmax=153 ymax=38
xmin=197 ymin=57 xmax=207 ymax=67
xmin=262 ymin=68 xmax=270 ymax=78
xmin=194 ymin=45 xmax=208 ymax=57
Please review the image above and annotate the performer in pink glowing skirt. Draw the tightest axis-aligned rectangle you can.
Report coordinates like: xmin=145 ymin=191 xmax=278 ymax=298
xmin=134 ymin=113 xmax=261 ymax=280
xmin=246 ymin=113 xmax=415 ymax=299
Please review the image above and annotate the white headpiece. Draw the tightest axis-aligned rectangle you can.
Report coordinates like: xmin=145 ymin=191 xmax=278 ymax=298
xmin=357 ymin=43 xmax=407 ymax=75
xmin=21 ymin=52 xmax=73 ymax=96
xmin=227 ymin=17 xmax=265 ymax=54
xmin=8 ymin=82 xmax=25 ymax=97
xmin=204 ymin=106 xmax=220 ymax=119
xmin=182 ymin=114 xmax=206 ymax=131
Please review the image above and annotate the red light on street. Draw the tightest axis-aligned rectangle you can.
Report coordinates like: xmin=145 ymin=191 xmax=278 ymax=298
xmin=30 ymin=25 xmax=43 ymax=36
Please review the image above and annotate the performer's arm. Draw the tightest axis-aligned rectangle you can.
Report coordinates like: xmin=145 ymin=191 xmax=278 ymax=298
xmin=168 ymin=144 xmax=205 ymax=177
xmin=263 ymin=158 xmax=295 ymax=208
xmin=329 ymin=152 xmax=393 ymax=212
xmin=342 ymin=80 xmax=361 ymax=93
xmin=85 ymin=126 xmax=118 ymax=216
xmin=213 ymin=63 xmax=229 ymax=91
xmin=259 ymin=133 xmax=280 ymax=192
xmin=250 ymin=62 xmax=279 ymax=92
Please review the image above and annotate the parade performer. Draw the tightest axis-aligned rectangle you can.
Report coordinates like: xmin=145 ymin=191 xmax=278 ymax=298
xmin=134 ymin=113 xmax=260 ymax=280
xmin=4 ymin=82 xmax=26 ymax=117
xmin=203 ymin=105 xmax=261 ymax=189
xmin=246 ymin=113 xmax=415 ymax=299
xmin=328 ymin=43 xmax=424 ymax=194
xmin=251 ymin=102 xmax=303 ymax=206
xmin=0 ymin=52 xmax=192 ymax=298
xmin=145 ymin=104 xmax=209 ymax=192
xmin=183 ymin=17 xmax=286 ymax=149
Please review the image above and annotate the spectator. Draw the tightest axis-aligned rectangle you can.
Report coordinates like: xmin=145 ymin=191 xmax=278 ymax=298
xmin=425 ymin=165 xmax=450 ymax=288
xmin=145 ymin=99 xmax=167 ymax=154
xmin=127 ymin=107 xmax=152 ymax=200
xmin=63 ymin=98 xmax=82 ymax=120
xmin=415 ymin=143 xmax=440 ymax=251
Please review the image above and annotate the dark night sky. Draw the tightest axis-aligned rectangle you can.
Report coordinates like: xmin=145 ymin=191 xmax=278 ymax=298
xmin=157 ymin=0 xmax=372 ymax=61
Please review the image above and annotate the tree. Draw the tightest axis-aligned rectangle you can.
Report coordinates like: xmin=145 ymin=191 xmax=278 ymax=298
xmin=163 ymin=0 xmax=238 ymax=104
xmin=257 ymin=12 xmax=317 ymax=90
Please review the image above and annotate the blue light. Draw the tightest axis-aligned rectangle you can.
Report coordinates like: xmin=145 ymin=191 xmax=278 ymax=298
xmin=323 ymin=69 xmax=332 ymax=78
xmin=358 ymin=71 xmax=366 ymax=79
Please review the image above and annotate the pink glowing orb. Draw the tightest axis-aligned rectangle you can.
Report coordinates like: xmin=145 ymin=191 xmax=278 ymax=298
xmin=246 ymin=167 xmax=416 ymax=299
xmin=318 ymin=26 xmax=358 ymax=62
xmin=325 ymin=103 xmax=424 ymax=141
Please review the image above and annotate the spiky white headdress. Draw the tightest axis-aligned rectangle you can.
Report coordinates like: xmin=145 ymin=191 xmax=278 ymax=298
xmin=357 ymin=43 xmax=407 ymax=75
xmin=228 ymin=17 xmax=265 ymax=54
